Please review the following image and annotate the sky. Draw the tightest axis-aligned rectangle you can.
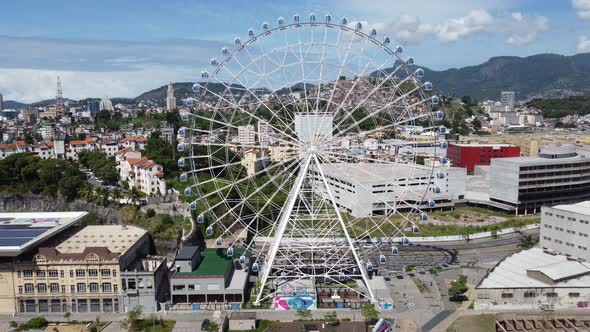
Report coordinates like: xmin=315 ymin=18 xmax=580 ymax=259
xmin=1 ymin=0 xmax=589 ymax=103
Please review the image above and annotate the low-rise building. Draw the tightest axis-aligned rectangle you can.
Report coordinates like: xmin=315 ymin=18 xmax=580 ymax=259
xmin=169 ymin=247 xmax=248 ymax=309
xmin=119 ymin=136 xmax=148 ymax=151
xmin=315 ymin=163 xmax=466 ymax=217
xmin=121 ymin=255 xmax=169 ymax=312
xmin=475 ymin=247 xmax=590 ymax=310
xmin=447 ymin=143 xmax=520 ymax=172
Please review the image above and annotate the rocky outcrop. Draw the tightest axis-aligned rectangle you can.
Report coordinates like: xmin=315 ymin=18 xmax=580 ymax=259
xmin=0 ymin=191 xmax=124 ymax=224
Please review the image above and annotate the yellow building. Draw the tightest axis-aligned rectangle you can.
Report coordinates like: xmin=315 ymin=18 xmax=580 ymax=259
xmin=460 ymin=132 xmax=590 ymax=156
xmin=10 ymin=225 xmax=150 ymax=314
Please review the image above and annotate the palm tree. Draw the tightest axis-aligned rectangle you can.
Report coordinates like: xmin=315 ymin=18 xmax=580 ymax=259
xmin=111 ymin=188 xmax=122 ymax=206
xmin=124 ymin=187 xmax=144 ymax=206
xmin=79 ymin=185 xmax=95 ymax=202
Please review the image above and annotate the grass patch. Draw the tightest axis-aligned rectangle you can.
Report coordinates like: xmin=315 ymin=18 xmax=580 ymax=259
xmin=446 ymin=314 xmax=495 ymax=332
xmin=409 ymin=217 xmax=539 ymax=237
xmin=120 ymin=206 xmax=185 ymax=240
xmin=411 ymin=277 xmax=426 ymax=293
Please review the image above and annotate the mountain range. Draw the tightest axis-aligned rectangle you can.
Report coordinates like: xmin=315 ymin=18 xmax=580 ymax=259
xmin=3 ymin=53 xmax=590 ymax=107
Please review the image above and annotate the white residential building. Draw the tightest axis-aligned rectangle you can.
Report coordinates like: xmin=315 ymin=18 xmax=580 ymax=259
xmin=65 ymin=138 xmax=99 ymax=160
xmin=101 ymin=140 xmax=119 ymax=157
xmin=240 ymin=150 xmax=268 ymax=176
xmin=118 ymin=136 xmax=148 ymax=150
xmin=258 ymin=121 xmax=270 ymax=147
xmin=166 ymin=83 xmax=176 ymax=111
xmin=116 ymin=148 xmax=166 ymax=196
xmin=100 ymin=97 xmax=114 ymax=111
xmin=237 ymin=125 xmax=256 ymax=146
xmin=501 ymin=91 xmax=515 ymax=111
xmin=540 ymin=202 xmax=590 ymax=261
xmin=40 ymin=125 xmax=55 ymax=141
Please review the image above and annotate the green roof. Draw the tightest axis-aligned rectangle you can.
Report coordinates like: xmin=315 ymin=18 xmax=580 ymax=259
xmin=174 ymin=248 xmax=234 ymax=277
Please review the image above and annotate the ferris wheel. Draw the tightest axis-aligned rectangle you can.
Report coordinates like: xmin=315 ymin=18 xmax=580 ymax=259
xmin=177 ymin=13 xmax=446 ymax=305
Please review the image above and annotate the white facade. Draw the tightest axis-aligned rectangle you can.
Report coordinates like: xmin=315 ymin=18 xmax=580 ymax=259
xmin=540 ymin=202 xmax=590 ymax=261
xmin=240 ymin=150 xmax=268 ymax=176
xmin=294 ymin=113 xmax=333 ymax=145
xmin=166 ymin=83 xmax=176 ymax=111
xmin=258 ymin=121 xmax=270 ymax=147
xmin=40 ymin=125 xmax=55 ymax=140
xmin=237 ymin=125 xmax=256 ymax=146
xmin=116 ymin=149 xmax=166 ymax=196
xmin=99 ymin=97 xmax=114 ymax=111
xmin=317 ymin=163 xmax=466 ymax=217
xmin=501 ymin=91 xmax=515 ymax=111
xmin=270 ymin=145 xmax=291 ymax=162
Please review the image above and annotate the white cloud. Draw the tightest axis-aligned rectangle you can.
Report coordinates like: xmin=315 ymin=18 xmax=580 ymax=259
xmin=578 ymin=36 xmax=590 ymax=52
xmin=506 ymin=13 xmax=548 ymax=46
xmin=436 ymin=10 xmax=494 ymax=42
xmin=573 ymin=0 xmax=590 ymax=19
xmin=0 ymin=65 xmax=197 ymax=103
xmin=389 ymin=10 xmax=494 ymax=43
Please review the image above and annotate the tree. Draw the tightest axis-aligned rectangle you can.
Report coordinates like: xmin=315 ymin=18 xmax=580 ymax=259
xmin=518 ymin=235 xmax=538 ymax=249
xmin=146 ymin=208 xmax=156 ymax=218
xmin=296 ymin=309 xmax=312 ymax=321
xmin=359 ymin=303 xmax=379 ymax=325
xmin=324 ymin=311 xmax=339 ymax=325
xmin=89 ymin=316 xmax=101 ymax=332
xmin=472 ymin=118 xmax=482 ymax=131
xmin=64 ymin=312 xmax=71 ymax=322
xmin=416 ymin=155 xmax=426 ymax=165
xmin=204 ymin=322 xmax=220 ymax=332
xmin=449 ymin=275 xmax=469 ymax=301
xmin=124 ymin=187 xmax=145 ymax=206
xmin=120 ymin=306 xmax=142 ymax=332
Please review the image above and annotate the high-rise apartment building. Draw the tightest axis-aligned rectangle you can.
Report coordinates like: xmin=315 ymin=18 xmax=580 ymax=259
xmin=258 ymin=120 xmax=270 ymax=147
xmin=0 ymin=93 xmax=4 ymax=112
xmin=166 ymin=83 xmax=176 ymax=111
xmin=238 ymin=125 xmax=256 ymax=146
xmin=500 ymin=91 xmax=515 ymax=111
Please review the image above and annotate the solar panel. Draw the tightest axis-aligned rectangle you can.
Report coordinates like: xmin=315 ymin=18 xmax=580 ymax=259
xmin=0 ymin=230 xmax=48 ymax=238
xmin=0 ymin=239 xmax=30 ymax=246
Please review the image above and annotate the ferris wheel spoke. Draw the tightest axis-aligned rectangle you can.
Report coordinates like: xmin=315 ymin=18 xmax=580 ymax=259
xmin=199 ymin=81 xmax=301 ymax=145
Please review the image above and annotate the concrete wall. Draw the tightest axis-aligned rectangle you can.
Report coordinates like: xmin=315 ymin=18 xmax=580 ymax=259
xmin=489 ymin=159 xmax=520 ymax=204
xmin=228 ymin=319 xmax=256 ymax=331
xmin=540 ymin=206 xmax=590 ymax=261
xmin=475 ymin=287 xmax=590 ymax=310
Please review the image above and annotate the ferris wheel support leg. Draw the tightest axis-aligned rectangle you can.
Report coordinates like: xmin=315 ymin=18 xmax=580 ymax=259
xmin=312 ymin=154 xmax=377 ymax=303
xmin=253 ymin=154 xmax=313 ymax=305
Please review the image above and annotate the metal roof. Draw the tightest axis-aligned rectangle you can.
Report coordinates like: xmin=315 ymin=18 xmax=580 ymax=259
xmin=0 ymin=212 xmax=87 ymax=257
xmin=478 ymin=247 xmax=590 ymax=289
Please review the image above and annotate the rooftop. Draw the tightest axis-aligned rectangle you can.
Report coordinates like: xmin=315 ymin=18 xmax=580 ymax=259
xmin=450 ymin=142 xmax=518 ymax=148
xmin=319 ymin=162 xmax=460 ymax=184
xmin=175 ymin=246 xmax=199 ymax=260
xmin=550 ymin=201 xmax=590 ymax=217
xmin=477 ymin=247 xmax=590 ymax=289
xmin=491 ymin=155 xmax=588 ymax=167
xmin=173 ymin=248 xmax=233 ymax=278
xmin=56 ymin=225 xmax=147 ymax=255
xmin=0 ymin=212 xmax=87 ymax=257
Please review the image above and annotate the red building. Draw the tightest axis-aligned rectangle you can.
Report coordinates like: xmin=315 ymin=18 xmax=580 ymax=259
xmin=446 ymin=143 xmax=520 ymax=172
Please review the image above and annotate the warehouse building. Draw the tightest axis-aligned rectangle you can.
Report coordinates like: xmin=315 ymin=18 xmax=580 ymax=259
xmin=475 ymin=247 xmax=590 ymax=310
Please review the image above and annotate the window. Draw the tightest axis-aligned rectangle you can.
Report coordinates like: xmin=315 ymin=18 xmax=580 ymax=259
xmin=523 ymin=292 xmax=536 ymax=298
xmin=77 ymin=283 xmax=86 ymax=293
xmin=24 ymin=283 xmax=34 ymax=293
xmin=37 ymin=283 xmax=47 ymax=293
xmin=61 ymin=285 xmax=66 ymax=293
xmin=17 ymin=271 xmax=21 ymax=278
xmin=102 ymin=283 xmax=112 ymax=292
xmin=101 ymin=269 xmax=111 ymax=277
xmin=546 ymin=292 xmax=558 ymax=298
xmin=48 ymin=270 xmax=58 ymax=278
xmin=113 ymin=270 xmax=117 ymax=277
xmin=501 ymin=293 xmax=513 ymax=298
xmin=70 ymin=270 xmax=74 ymax=278
xmin=37 ymin=271 xmax=46 ymax=278
xmin=113 ymin=284 xmax=118 ymax=292
xmin=89 ymin=283 xmax=99 ymax=293
xmin=88 ymin=269 xmax=98 ymax=277
xmin=18 ymin=286 xmax=23 ymax=294
xmin=23 ymin=270 xmax=33 ymax=278
xmin=50 ymin=283 xmax=59 ymax=293
xmin=569 ymin=292 xmax=580 ymax=298
xmin=173 ymin=285 xmax=185 ymax=291
xmin=71 ymin=285 xmax=75 ymax=293
xmin=60 ymin=270 xmax=65 ymax=278
xmin=128 ymin=279 xmax=136 ymax=290
xmin=76 ymin=269 xmax=85 ymax=277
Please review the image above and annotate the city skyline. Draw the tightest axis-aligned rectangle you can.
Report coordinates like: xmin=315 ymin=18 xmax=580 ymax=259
xmin=0 ymin=0 xmax=589 ymax=102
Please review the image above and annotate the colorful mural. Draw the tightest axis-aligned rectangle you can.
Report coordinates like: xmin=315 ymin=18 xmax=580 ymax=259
xmin=273 ymin=281 xmax=316 ymax=310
